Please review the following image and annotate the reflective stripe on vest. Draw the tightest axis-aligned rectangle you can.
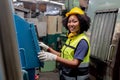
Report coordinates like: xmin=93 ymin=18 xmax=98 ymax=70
xmin=61 ymin=33 xmax=90 ymax=68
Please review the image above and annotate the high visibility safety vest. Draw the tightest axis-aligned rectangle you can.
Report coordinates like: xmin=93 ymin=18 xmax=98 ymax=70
xmin=61 ymin=33 xmax=90 ymax=68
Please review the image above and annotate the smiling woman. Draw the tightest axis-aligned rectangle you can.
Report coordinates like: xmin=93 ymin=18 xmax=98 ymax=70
xmin=38 ymin=7 xmax=91 ymax=80
xmin=67 ymin=15 xmax=80 ymax=33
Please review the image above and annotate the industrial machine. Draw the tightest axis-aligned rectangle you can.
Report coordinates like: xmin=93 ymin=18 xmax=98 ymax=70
xmin=14 ymin=14 xmax=43 ymax=80
xmin=87 ymin=0 xmax=120 ymax=80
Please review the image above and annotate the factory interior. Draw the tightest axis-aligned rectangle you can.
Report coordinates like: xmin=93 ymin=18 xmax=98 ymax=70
xmin=0 ymin=0 xmax=120 ymax=80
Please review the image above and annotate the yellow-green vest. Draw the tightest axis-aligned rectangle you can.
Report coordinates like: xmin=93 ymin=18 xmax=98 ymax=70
xmin=61 ymin=33 xmax=90 ymax=67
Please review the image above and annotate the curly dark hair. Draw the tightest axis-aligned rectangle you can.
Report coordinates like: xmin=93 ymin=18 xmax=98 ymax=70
xmin=62 ymin=14 xmax=91 ymax=33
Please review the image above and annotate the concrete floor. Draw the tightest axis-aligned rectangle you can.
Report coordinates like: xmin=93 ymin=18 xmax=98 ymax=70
xmin=39 ymin=71 xmax=60 ymax=80
xmin=38 ymin=70 xmax=95 ymax=80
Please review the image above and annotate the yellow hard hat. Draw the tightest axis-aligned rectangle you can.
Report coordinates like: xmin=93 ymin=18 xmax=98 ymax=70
xmin=66 ymin=7 xmax=85 ymax=17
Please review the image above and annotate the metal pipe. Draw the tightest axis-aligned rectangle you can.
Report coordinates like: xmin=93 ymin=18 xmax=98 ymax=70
xmin=0 ymin=0 xmax=22 ymax=80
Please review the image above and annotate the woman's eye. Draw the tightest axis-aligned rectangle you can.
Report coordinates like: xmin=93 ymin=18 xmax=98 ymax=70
xmin=74 ymin=21 xmax=77 ymax=23
xmin=68 ymin=20 xmax=77 ymax=23
xmin=72 ymin=20 xmax=78 ymax=23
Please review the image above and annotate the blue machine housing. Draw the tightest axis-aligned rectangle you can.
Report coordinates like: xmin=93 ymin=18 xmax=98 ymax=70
xmin=14 ymin=14 xmax=43 ymax=69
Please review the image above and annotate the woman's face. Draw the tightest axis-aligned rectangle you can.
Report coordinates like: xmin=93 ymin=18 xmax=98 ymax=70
xmin=67 ymin=15 xmax=80 ymax=33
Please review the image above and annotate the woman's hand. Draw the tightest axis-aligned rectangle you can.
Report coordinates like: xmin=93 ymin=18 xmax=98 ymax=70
xmin=39 ymin=42 xmax=49 ymax=51
xmin=38 ymin=51 xmax=57 ymax=61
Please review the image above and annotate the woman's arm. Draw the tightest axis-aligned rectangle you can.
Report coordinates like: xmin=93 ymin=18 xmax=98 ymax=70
xmin=48 ymin=47 xmax=61 ymax=57
xmin=57 ymin=56 xmax=81 ymax=68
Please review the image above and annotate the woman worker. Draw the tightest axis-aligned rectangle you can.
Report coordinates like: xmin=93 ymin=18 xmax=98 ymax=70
xmin=38 ymin=7 xmax=91 ymax=80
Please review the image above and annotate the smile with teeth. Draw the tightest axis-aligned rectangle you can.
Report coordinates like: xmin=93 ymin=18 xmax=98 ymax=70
xmin=69 ymin=26 xmax=75 ymax=31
